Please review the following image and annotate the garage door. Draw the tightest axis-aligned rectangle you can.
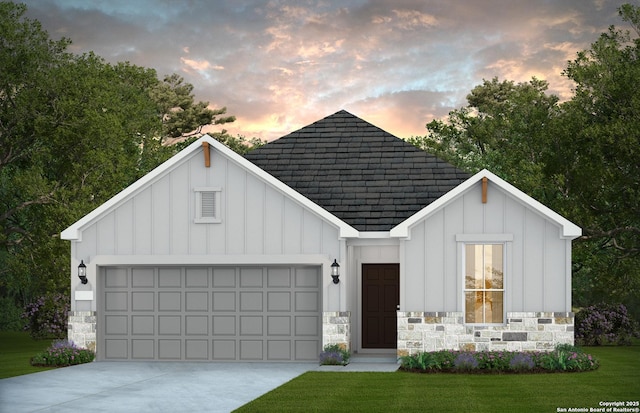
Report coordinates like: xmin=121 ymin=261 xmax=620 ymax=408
xmin=99 ymin=266 xmax=321 ymax=361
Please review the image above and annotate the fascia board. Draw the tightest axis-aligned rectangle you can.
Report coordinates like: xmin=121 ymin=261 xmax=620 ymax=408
xmin=390 ymin=169 xmax=582 ymax=239
xmin=61 ymin=135 xmax=359 ymax=241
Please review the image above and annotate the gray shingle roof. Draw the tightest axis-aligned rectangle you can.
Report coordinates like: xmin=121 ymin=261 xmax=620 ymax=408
xmin=244 ymin=110 xmax=470 ymax=231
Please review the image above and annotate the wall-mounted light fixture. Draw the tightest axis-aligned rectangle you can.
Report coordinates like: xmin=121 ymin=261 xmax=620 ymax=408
xmin=331 ymin=259 xmax=340 ymax=284
xmin=78 ymin=260 xmax=87 ymax=284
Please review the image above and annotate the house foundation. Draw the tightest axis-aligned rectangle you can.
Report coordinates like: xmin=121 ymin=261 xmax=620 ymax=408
xmin=397 ymin=311 xmax=574 ymax=356
xmin=67 ymin=311 xmax=97 ymax=352
xmin=322 ymin=311 xmax=351 ymax=351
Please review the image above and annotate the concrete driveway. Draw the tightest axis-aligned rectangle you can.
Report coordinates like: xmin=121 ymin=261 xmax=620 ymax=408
xmin=0 ymin=361 xmax=314 ymax=413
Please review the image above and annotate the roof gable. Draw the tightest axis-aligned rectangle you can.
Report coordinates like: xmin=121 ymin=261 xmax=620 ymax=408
xmin=390 ymin=169 xmax=582 ymax=239
xmin=244 ymin=110 xmax=470 ymax=231
xmin=61 ymin=135 xmax=358 ymax=241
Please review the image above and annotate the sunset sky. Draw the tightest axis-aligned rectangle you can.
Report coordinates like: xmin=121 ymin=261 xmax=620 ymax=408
xmin=22 ymin=0 xmax=625 ymax=142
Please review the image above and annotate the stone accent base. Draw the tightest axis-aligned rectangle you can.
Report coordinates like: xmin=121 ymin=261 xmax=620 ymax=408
xmin=323 ymin=311 xmax=351 ymax=352
xmin=68 ymin=311 xmax=97 ymax=352
xmin=397 ymin=311 xmax=574 ymax=357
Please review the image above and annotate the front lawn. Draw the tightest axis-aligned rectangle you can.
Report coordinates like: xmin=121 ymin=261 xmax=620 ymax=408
xmin=235 ymin=346 xmax=640 ymax=413
xmin=0 ymin=332 xmax=56 ymax=378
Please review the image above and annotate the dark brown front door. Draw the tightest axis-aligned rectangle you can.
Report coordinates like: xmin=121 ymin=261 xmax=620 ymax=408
xmin=362 ymin=264 xmax=399 ymax=349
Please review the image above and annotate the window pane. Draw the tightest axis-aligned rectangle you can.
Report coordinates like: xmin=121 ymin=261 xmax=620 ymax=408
xmin=486 ymin=291 xmax=503 ymax=323
xmin=465 ymin=245 xmax=483 ymax=289
xmin=465 ymin=291 xmax=483 ymax=323
xmin=485 ymin=244 xmax=503 ymax=289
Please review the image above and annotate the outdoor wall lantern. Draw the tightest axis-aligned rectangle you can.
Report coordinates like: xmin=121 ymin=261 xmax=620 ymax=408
xmin=78 ymin=260 xmax=87 ymax=284
xmin=331 ymin=259 xmax=340 ymax=284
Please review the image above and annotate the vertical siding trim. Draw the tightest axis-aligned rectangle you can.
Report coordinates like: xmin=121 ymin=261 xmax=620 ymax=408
xmin=542 ymin=221 xmax=546 ymax=310
xmin=565 ymin=241 xmax=572 ymax=312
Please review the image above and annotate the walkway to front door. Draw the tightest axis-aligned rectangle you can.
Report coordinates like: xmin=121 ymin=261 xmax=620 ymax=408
xmin=362 ymin=264 xmax=399 ymax=349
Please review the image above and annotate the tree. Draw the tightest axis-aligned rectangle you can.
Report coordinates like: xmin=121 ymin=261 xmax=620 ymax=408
xmin=0 ymin=2 xmax=242 ymax=325
xmin=409 ymin=4 xmax=640 ymax=318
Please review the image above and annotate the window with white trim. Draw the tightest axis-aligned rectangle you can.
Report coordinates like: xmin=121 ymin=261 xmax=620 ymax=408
xmin=464 ymin=244 xmax=504 ymax=324
xmin=194 ymin=187 xmax=221 ymax=223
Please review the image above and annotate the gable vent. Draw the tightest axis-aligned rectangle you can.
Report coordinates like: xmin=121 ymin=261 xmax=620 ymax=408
xmin=194 ymin=187 xmax=221 ymax=223
xmin=201 ymin=191 xmax=216 ymax=218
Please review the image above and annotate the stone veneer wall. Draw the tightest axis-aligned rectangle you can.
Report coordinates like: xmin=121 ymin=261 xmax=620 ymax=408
xmin=68 ymin=311 xmax=97 ymax=352
xmin=397 ymin=311 xmax=574 ymax=356
xmin=323 ymin=311 xmax=351 ymax=352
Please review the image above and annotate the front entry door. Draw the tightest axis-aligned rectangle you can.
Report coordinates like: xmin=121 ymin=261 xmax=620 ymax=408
xmin=362 ymin=264 xmax=399 ymax=349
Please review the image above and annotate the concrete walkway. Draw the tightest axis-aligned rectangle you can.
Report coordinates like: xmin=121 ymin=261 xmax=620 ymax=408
xmin=0 ymin=358 xmax=398 ymax=413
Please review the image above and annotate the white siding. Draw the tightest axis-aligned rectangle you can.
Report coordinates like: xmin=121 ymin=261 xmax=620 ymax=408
xmin=402 ymin=180 xmax=571 ymax=313
xmin=74 ymin=150 xmax=341 ymax=259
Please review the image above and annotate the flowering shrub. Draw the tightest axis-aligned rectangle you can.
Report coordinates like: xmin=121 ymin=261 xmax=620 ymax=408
xmin=454 ymin=352 xmax=479 ymax=370
xmin=319 ymin=343 xmax=350 ymax=365
xmin=575 ymin=303 xmax=639 ymax=346
xmin=22 ymin=293 xmax=69 ymax=340
xmin=31 ymin=339 xmax=95 ymax=367
xmin=399 ymin=345 xmax=599 ymax=374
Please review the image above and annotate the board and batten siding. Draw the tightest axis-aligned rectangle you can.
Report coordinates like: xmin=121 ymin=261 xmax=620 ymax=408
xmin=402 ymin=181 xmax=571 ymax=313
xmin=74 ymin=149 xmax=340 ymax=260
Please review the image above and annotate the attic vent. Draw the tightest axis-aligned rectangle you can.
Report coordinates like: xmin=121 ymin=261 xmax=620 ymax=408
xmin=194 ymin=187 xmax=221 ymax=223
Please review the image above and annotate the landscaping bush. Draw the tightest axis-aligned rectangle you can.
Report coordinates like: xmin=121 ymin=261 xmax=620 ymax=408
xmin=319 ymin=343 xmax=350 ymax=365
xmin=399 ymin=345 xmax=599 ymax=374
xmin=31 ymin=339 xmax=95 ymax=367
xmin=22 ymin=293 xmax=69 ymax=340
xmin=575 ymin=303 xmax=639 ymax=346
xmin=0 ymin=297 xmax=24 ymax=331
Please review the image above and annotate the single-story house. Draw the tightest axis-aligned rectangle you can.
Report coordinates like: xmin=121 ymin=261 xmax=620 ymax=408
xmin=63 ymin=110 xmax=580 ymax=361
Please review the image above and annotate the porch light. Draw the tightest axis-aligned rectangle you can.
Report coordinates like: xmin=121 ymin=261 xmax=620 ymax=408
xmin=78 ymin=260 xmax=87 ymax=284
xmin=331 ymin=259 xmax=340 ymax=284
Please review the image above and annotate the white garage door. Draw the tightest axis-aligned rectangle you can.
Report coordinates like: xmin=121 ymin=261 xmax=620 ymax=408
xmin=99 ymin=266 xmax=321 ymax=361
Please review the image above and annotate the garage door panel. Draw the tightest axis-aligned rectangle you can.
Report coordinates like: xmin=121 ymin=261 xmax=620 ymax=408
xmin=158 ymin=339 xmax=181 ymax=359
xmin=185 ymin=291 xmax=208 ymax=311
xmin=186 ymin=340 xmax=208 ymax=360
xmin=240 ymin=268 xmax=263 ymax=287
xmin=131 ymin=292 xmax=154 ymax=311
xmin=212 ymin=316 xmax=236 ymax=335
xmin=158 ymin=315 xmax=181 ymax=335
xmin=268 ymin=292 xmax=291 ymax=311
xmin=158 ymin=268 xmax=181 ymax=287
xmin=132 ymin=315 xmax=154 ymax=335
xmin=105 ymin=268 xmax=127 ymax=288
xmin=105 ymin=292 xmax=128 ymax=311
xmin=267 ymin=268 xmax=291 ymax=287
xmin=240 ymin=292 xmax=263 ymax=311
xmin=267 ymin=316 xmax=291 ymax=335
xmin=212 ymin=268 xmax=236 ymax=287
xmin=268 ymin=340 xmax=291 ymax=360
xmin=105 ymin=315 xmax=128 ymax=335
xmin=240 ymin=316 xmax=263 ymax=335
xmin=213 ymin=340 xmax=235 ymax=359
xmin=185 ymin=268 xmax=208 ymax=287
xmin=158 ymin=292 xmax=181 ymax=311
xmin=132 ymin=268 xmax=154 ymax=288
xmin=132 ymin=339 xmax=154 ymax=359
xmin=101 ymin=265 xmax=320 ymax=361
xmin=240 ymin=340 xmax=263 ymax=360
xmin=185 ymin=316 xmax=208 ymax=335
xmin=213 ymin=292 xmax=236 ymax=311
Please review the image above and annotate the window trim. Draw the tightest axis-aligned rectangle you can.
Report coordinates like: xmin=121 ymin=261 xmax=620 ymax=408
xmin=194 ymin=187 xmax=222 ymax=224
xmin=458 ymin=234 xmax=511 ymax=326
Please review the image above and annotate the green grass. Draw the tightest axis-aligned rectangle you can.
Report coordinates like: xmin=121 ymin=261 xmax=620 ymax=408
xmin=0 ymin=332 xmax=56 ymax=378
xmin=235 ymin=346 xmax=640 ymax=413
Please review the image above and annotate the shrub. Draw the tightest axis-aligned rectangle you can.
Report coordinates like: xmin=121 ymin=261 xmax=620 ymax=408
xmin=509 ymin=353 xmax=535 ymax=370
xmin=31 ymin=339 xmax=95 ymax=367
xmin=399 ymin=347 xmax=599 ymax=374
xmin=22 ymin=293 xmax=70 ymax=340
xmin=319 ymin=344 xmax=350 ymax=365
xmin=0 ymin=297 xmax=24 ymax=331
xmin=575 ymin=303 xmax=639 ymax=346
xmin=454 ymin=352 xmax=479 ymax=370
